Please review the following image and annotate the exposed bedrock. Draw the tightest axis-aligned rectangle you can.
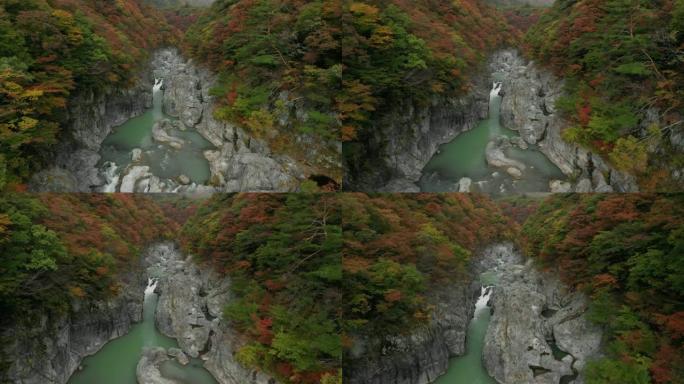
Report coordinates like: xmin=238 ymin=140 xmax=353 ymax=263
xmin=493 ymin=49 xmax=639 ymax=192
xmin=151 ymin=243 xmax=276 ymax=384
xmin=346 ymin=68 xmax=491 ymax=192
xmin=151 ymin=48 xmax=309 ymax=192
xmin=30 ymin=48 xmax=313 ymax=192
xmin=342 ymin=245 xmax=524 ymax=384
xmin=1 ymin=252 xmax=148 ymax=384
xmin=483 ymin=259 xmax=603 ymax=384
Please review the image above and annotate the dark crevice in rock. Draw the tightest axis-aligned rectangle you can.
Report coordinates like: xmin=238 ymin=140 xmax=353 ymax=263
xmin=541 ymin=307 xmax=557 ymax=318
xmin=529 ymin=365 xmax=552 ymax=377
xmin=308 ymin=174 xmax=340 ymax=190
xmin=201 ymin=303 xmax=216 ymax=321
xmin=199 ymin=330 xmax=214 ymax=356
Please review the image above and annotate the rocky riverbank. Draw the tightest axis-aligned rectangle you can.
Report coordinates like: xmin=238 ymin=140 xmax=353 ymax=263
xmin=494 ymin=49 xmax=639 ymax=192
xmin=342 ymin=244 xmax=524 ymax=384
xmin=148 ymin=243 xmax=276 ymax=384
xmin=1 ymin=254 xmax=147 ymax=383
xmin=345 ymin=68 xmax=491 ymax=192
xmin=483 ymin=253 xmax=603 ymax=384
xmin=28 ymin=47 xmax=316 ymax=193
xmin=150 ymin=48 xmax=306 ymax=192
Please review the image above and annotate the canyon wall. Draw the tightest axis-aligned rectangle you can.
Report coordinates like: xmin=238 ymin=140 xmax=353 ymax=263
xmin=1 ymin=258 xmax=146 ymax=383
xmin=494 ymin=49 xmax=639 ymax=192
xmin=346 ymin=72 xmax=491 ymax=192
xmin=29 ymin=48 xmax=320 ymax=193
xmin=29 ymin=71 xmax=154 ymax=192
xmin=340 ymin=244 xmax=528 ymax=384
xmin=149 ymin=243 xmax=276 ymax=384
xmin=483 ymin=255 xmax=603 ymax=384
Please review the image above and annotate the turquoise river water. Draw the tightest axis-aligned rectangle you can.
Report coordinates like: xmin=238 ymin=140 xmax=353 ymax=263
xmin=67 ymin=279 xmax=217 ymax=384
xmin=419 ymin=80 xmax=565 ymax=194
xmin=98 ymin=80 xmax=214 ymax=185
xmin=434 ymin=272 xmax=498 ymax=384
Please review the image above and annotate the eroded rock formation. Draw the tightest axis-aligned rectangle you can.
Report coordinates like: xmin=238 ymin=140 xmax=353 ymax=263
xmin=483 ymin=257 xmax=603 ymax=384
xmin=494 ymin=49 xmax=639 ymax=192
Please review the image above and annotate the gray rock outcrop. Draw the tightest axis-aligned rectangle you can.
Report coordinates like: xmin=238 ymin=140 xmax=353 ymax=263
xmin=494 ymin=49 xmax=639 ymax=192
xmin=2 ymin=262 xmax=146 ymax=383
xmin=152 ymin=48 xmax=306 ymax=192
xmin=152 ymin=244 xmax=277 ymax=384
xmin=345 ymin=67 xmax=491 ymax=191
xmin=136 ymin=347 xmax=181 ymax=384
xmin=483 ymin=259 xmax=603 ymax=384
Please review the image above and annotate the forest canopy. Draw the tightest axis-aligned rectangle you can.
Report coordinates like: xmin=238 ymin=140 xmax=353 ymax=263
xmin=0 ymin=0 xmax=179 ymax=187
xmin=0 ymin=193 xmax=176 ymax=326
xmin=525 ymin=0 xmax=684 ymax=189
xmin=180 ymin=193 xmax=342 ymax=384
xmin=341 ymin=193 xmax=515 ymax=348
xmin=522 ymin=194 xmax=684 ymax=383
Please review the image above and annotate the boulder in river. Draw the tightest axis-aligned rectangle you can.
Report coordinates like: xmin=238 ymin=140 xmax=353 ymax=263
xmin=486 ymin=139 xmax=527 ymax=171
xmin=167 ymin=347 xmax=189 ymax=365
xmin=458 ymin=177 xmax=472 ymax=192
xmin=136 ymin=347 xmax=180 ymax=384
xmin=132 ymin=148 xmax=143 ymax=162
xmin=178 ymin=174 xmax=191 ymax=185
xmin=506 ymin=167 xmax=522 ymax=179
xmin=549 ymin=180 xmax=572 ymax=193
xmin=152 ymin=120 xmax=185 ymax=149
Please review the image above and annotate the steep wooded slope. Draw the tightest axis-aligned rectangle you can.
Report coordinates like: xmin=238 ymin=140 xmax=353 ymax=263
xmin=525 ymin=0 xmax=684 ymax=190
xmin=522 ymin=194 xmax=684 ymax=383
xmin=0 ymin=0 xmax=179 ymax=187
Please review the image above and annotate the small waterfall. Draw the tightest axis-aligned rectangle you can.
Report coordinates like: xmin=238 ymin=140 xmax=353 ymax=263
xmin=100 ymin=162 xmax=119 ymax=193
xmin=491 ymin=82 xmax=502 ymax=97
xmin=153 ymin=78 xmax=163 ymax=92
xmin=144 ymin=278 xmax=158 ymax=296
xmin=475 ymin=286 xmax=493 ymax=313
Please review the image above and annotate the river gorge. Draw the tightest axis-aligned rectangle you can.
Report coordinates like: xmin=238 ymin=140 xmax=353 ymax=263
xmin=344 ymin=243 xmax=603 ymax=384
xmin=348 ymin=49 xmax=642 ymax=194
xmin=27 ymin=48 xmax=336 ymax=193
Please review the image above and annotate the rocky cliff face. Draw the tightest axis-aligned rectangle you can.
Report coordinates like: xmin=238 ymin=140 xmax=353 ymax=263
xmin=346 ymin=71 xmax=491 ymax=192
xmin=340 ymin=243 xmax=523 ymax=384
xmin=153 ymin=49 xmax=305 ymax=192
xmin=151 ymin=243 xmax=276 ymax=384
xmin=494 ymin=49 xmax=639 ymax=192
xmin=483 ymin=257 xmax=603 ymax=384
xmin=30 ymin=48 xmax=312 ymax=193
xmin=1 ymin=261 xmax=146 ymax=383
xmin=28 ymin=70 xmax=154 ymax=192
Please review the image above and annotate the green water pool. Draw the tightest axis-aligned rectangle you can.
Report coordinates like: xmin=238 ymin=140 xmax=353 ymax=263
xmin=419 ymin=82 xmax=565 ymax=193
xmin=67 ymin=280 xmax=217 ymax=384
xmin=98 ymin=80 xmax=214 ymax=185
xmin=434 ymin=273 xmax=498 ymax=384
